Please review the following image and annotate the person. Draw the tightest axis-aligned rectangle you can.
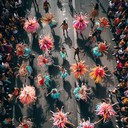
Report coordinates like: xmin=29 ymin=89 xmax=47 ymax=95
xmin=90 ymin=2 xmax=99 ymax=22
xmin=46 ymin=88 xmax=60 ymax=99
xmin=59 ymin=66 xmax=68 ymax=79
xmin=43 ymin=0 xmax=51 ymax=13
xmin=72 ymin=47 xmax=83 ymax=61
xmin=60 ymin=20 xmax=68 ymax=35
xmin=59 ymin=47 xmax=68 ymax=60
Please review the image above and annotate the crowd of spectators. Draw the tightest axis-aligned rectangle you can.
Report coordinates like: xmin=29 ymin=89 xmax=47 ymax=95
xmin=107 ymin=0 xmax=128 ymax=128
xmin=0 ymin=0 xmax=25 ymax=128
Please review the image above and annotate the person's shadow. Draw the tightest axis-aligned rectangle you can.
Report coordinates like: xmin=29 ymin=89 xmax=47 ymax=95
xmin=63 ymin=80 xmax=72 ymax=99
xmin=57 ymin=0 xmax=63 ymax=11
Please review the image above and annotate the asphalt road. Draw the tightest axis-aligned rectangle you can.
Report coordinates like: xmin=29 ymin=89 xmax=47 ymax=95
xmin=13 ymin=0 xmax=118 ymax=128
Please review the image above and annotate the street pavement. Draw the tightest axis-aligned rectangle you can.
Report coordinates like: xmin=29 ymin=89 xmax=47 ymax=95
xmin=13 ymin=0 xmax=118 ymax=128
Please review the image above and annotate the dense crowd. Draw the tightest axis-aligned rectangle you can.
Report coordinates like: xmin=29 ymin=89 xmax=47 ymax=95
xmin=0 ymin=0 xmax=25 ymax=128
xmin=0 ymin=0 xmax=128 ymax=128
xmin=107 ymin=0 xmax=128 ymax=128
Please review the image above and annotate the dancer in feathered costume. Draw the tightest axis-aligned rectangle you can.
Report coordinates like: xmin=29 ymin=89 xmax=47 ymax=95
xmin=37 ymin=74 xmax=51 ymax=88
xmin=73 ymin=12 xmax=89 ymax=34
xmin=46 ymin=88 xmax=60 ymax=99
xmin=37 ymin=55 xmax=48 ymax=67
xmin=77 ymin=119 xmax=94 ymax=128
xmin=16 ymin=44 xmax=25 ymax=57
xmin=73 ymin=81 xmax=91 ymax=101
xmin=92 ymin=41 xmax=109 ymax=58
xmin=17 ymin=117 xmax=33 ymax=128
xmin=37 ymin=55 xmax=54 ymax=67
xmin=39 ymin=34 xmax=54 ymax=52
xmin=98 ymin=41 xmax=109 ymax=54
xmin=70 ymin=61 xmax=88 ymax=79
xmin=89 ymin=65 xmax=106 ymax=83
xmin=95 ymin=17 xmax=110 ymax=31
xmin=24 ymin=17 xmax=39 ymax=33
xmin=41 ymin=12 xmax=58 ymax=29
xmin=95 ymin=102 xmax=116 ymax=122
xmin=50 ymin=107 xmax=75 ymax=128
xmin=18 ymin=64 xmax=33 ymax=78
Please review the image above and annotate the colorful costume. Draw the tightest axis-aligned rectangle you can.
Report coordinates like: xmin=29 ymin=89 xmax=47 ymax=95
xmin=16 ymin=44 xmax=25 ymax=57
xmin=50 ymin=88 xmax=60 ymax=99
xmin=92 ymin=46 xmax=102 ymax=57
xmin=50 ymin=107 xmax=74 ymax=128
xmin=37 ymin=74 xmax=51 ymax=88
xmin=37 ymin=55 xmax=54 ymax=67
xmin=77 ymin=119 xmax=94 ymax=128
xmin=39 ymin=34 xmax=54 ymax=52
xmin=59 ymin=69 xmax=68 ymax=79
xmin=96 ymin=102 xmax=116 ymax=122
xmin=60 ymin=51 xmax=67 ymax=59
xmin=73 ymin=84 xmax=90 ymax=101
xmin=70 ymin=61 xmax=88 ymax=79
xmin=19 ymin=85 xmax=36 ymax=105
xmin=42 ymin=13 xmax=58 ymax=28
xmin=24 ymin=17 xmax=39 ymax=33
xmin=19 ymin=64 xmax=33 ymax=77
xmin=73 ymin=12 xmax=89 ymax=32
xmin=89 ymin=66 xmax=105 ymax=83
xmin=95 ymin=17 xmax=109 ymax=31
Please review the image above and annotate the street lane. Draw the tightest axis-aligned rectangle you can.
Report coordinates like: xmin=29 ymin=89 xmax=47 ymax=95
xmin=13 ymin=0 xmax=118 ymax=128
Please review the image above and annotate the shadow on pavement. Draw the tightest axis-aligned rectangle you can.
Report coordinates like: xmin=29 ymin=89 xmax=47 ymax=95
xmin=77 ymin=38 xmax=96 ymax=62
xmin=48 ymin=65 xmax=60 ymax=78
xmin=69 ymin=4 xmax=77 ymax=17
xmin=32 ymin=36 xmax=42 ymax=54
xmin=64 ymin=36 xmax=73 ymax=48
xmin=14 ymin=104 xmax=23 ymax=122
xmin=63 ymin=59 xmax=70 ymax=75
xmin=27 ymin=104 xmax=46 ymax=128
xmin=63 ymin=81 xmax=72 ymax=99
xmin=53 ymin=34 xmax=62 ymax=52
xmin=78 ymin=100 xmax=95 ymax=120
xmin=94 ymin=83 xmax=107 ymax=99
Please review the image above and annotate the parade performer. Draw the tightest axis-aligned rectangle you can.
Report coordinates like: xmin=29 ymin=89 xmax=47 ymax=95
xmin=37 ymin=74 xmax=51 ymax=88
xmin=73 ymin=12 xmax=89 ymax=34
xmin=46 ymin=88 xmax=60 ymax=99
xmin=59 ymin=66 xmax=68 ymax=79
xmin=89 ymin=65 xmax=106 ymax=83
xmin=95 ymin=17 xmax=110 ymax=32
xmin=16 ymin=44 xmax=25 ymax=57
xmin=77 ymin=118 xmax=94 ymax=128
xmin=90 ymin=2 xmax=99 ymax=22
xmin=37 ymin=55 xmax=54 ymax=67
xmin=73 ymin=81 xmax=91 ymax=101
xmin=16 ymin=44 xmax=31 ymax=59
xmin=17 ymin=117 xmax=33 ymax=128
xmin=95 ymin=102 xmax=117 ymax=122
xmin=50 ymin=107 xmax=75 ymax=128
xmin=60 ymin=20 xmax=69 ymax=35
xmin=24 ymin=17 xmax=39 ymax=33
xmin=92 ymin=41 xmax=109 ymax=58
xmin=70 ymin=61 xmax=88 ymax=79
xmin=18 ymin=64 xmax=33 ymax=78
xmin=19 ymin=85 xmax=37 ymax=105
xmin=41 ymin=12 xmax=58 ymax=29
xmin=39 ymin=34 xmax=54 ymax=52
xmin=59 ymin=47 xmax=68 ymax=60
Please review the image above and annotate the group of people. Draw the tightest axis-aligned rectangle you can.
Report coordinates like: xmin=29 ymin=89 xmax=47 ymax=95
xmin=0 ymin=0 xmax=27 ymax=128
xmin=107 ymin=0 xmax=128 ymax=128
xmin=0 ymin=0 xmax=128 ymax=128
